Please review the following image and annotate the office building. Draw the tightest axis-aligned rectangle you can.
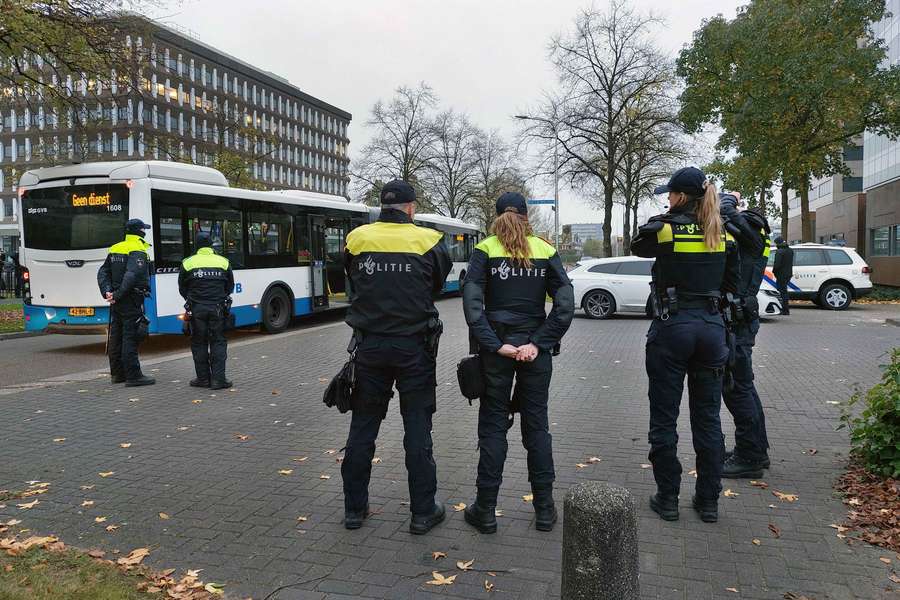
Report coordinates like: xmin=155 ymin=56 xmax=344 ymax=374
xmin=0 ymin=18 xmax=352 ymax=255
xmin=568 ymin=223 xmax=604 ymax=245
xmin=863 ymin=0 xmax=900 ymax=286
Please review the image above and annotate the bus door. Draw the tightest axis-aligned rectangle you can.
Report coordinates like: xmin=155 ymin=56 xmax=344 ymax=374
xmin=310 ymin=215 xmax=329 ymax=309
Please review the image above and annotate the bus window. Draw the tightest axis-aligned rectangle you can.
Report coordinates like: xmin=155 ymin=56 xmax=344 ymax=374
xmin=248 ymin=212 xmax=292 ymax=257
xmin=156 ymin=204 xmax=185 ymax=266
xmin=186 ymin=207 xmax=244 ymax=268
xmin=22 ymin=184 xmax=128 ymax=251
xmin=447 ymin=233 xmax=467 ymax=262
xmin=295 ymin=213 xmax=311 ymax=265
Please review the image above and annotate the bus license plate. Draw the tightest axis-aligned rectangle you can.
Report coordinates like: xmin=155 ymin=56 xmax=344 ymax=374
xmin=69 ymin=307 xmax=95 ymax=317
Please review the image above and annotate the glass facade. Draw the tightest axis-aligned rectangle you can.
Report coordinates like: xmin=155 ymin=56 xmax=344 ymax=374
xmin=863 ymin=0 xmax=900 ymax=190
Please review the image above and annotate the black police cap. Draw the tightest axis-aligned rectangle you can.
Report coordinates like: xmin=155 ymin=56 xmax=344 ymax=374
xmin=125 ymin=218 xmax=151 ymax=234
xmin=496 ymin=192 xmax=528 ymax=216
xmin=380 ymin=180 xmax=416 ymax=205
xmin=654 ymin=167 xmax=707 ymax=198
xmin=195 ymin=232 xmax=212 ymax=248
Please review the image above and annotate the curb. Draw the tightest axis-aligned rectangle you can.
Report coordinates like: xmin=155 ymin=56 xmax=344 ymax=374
xmin=887 ymin=318 xmax=900 ymax=327
xmin=0 ymin=330 xmax=45 ymax=341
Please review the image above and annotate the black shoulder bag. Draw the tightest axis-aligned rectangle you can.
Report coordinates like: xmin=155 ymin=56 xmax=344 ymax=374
xmin=323 ymin=333 xmax=359 ymax=414
xmin=457 ymin=354 xmax=484 ymax=403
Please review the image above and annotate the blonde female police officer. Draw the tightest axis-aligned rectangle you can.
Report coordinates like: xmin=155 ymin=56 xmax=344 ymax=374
xmin=632 ymin=167 xmax=739 ymax=523
xmin=462 ymin=192 xmax=574 ymax=534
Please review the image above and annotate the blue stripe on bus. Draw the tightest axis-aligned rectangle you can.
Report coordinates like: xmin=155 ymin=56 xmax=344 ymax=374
xmin=24 ymin=304 xmax=110 ymax=331
xmin=443 ymin=279 xmax=461 ymax=292
xmin=153 ymin=297 xmax=316 ymax=334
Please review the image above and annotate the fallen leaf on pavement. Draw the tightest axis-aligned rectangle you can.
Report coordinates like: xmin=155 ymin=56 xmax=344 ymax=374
xmin=177 ymin=426 xmax=190 ymax=431
xmin=575 ymin=463 xmax=588 ymax=468
xmin=128 ymin=398 xmax=139 ymax=403
xmin=53 ymin=438 xmax=66 ymax=443
xmin=80 ymin=485 xmax=94 ymax=490
xmin=81 ymin=501 xmax=94 ymax=508
xmin=116 ymin=547 xmax=149 ymax=567
xmin=319 ymin=474 xmax=330 ymax=480
xmin=4 ymin=520 xmax=22 ymax=526
xmin=879 ymin=557 xmax=892 ymax=564
xmin=98 ymin=472 xmax=114 ymax=478
xmin=494 ymin=509 xmax=504 ymax=517
xmin=29 ymin=483 xmax=50 ymax=489
xmin=297 ymin=516 xmax=308 ymax=523
xmin=293 ymin=456 xmax=308 ymax=462
xmin=847 ymin=497 xmax=862 ymax=506
xmin=371 ymin=457 xmax=382 ymax=464
xmin=772 ymin=490 xmax=798 ymax=502
xmin=235 ymin=434 xmax=250 ymax=441
xmin=94 ymin=516 xmax=107 ymax=523
xmin=726 ymin=588 xmax=739 ymax=593
xmin=724 ymin=489 xmax=739 ymax=498
xmin=192 ymin=399 xmax=203 ymax=404
xmin=271 ymin=389 xmax=281 ymax=396
xmin=768 ymin=523 xmax=781 ymax=538
xmin=688 ymin=469 xmax=698 ymax=478
xmin=186 ymin=569 xmax=202 ymax=577
xmin=158 ymin=512 xmax=170 ymax=520
xmin=457 ymin=559 xmax=474 ymax=571
xmin=278 ymin=469 xmax=293 ymax=476
xmin=808 ymin=448 xmax=818 ymax=455
xmin=17 ymin=500 xmax=38 ymax=510
xmin=750 ymin=481 xmax=769 ymax=489
xmin=452 ymin=503 xmax=466 ymax=512
xmin=105 ymin=524 xmax=119 ymax=532
xmin=119 ymin=443 xmax=132 ymax=448
xmin=426 ymin=571 xmax=456 ymax=586
xmin=588 ymin=456 xmax=602 ymax=463
xmin=889 ymin=574 xmax=900 ymax=584
xmin=204 ymin=582 xmax=225 ymax=595
xmin=522 ymin=494 xmax=534 ymax=502
xmin=324 ymin=449 xmax=337 ymax=455
xmin=830 ymin=524 xmax=850 ymax=533
xmin=432 ymin=551 xmax=446 ymax=560
xmin=752 ymin=538 xmax=761 ymax=545
xmin=640 ymin=464 xmax=652 ymax=469
xmin=484 ymin=579 xmax=495 ymax=592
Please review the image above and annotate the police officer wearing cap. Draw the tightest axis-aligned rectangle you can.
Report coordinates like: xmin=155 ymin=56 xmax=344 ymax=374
xmin=97 ymin=218 xmax=154 ymax=387
xmin=340 ymin=179 xmax=452 ymax=534
xmin=632 ymin=167 xmax=739 ymax=523
xmin=462 ymin=192 xmax=574 ymax=534
xmin=178 ymin=231 xmax=235 ymax=390
xmin=719 ymin=191 xmax=772 ymax=478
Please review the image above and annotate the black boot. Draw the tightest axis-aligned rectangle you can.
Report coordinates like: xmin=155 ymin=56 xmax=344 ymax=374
xmin=649 ymin=493 xmax=679 ymax=521
xmin=344 ymin=504 xmax=370 ymax=530
xmin=209 ymin=379 xmax=233 ymax=390
xmin=410 ymin=503 xmax=445 ymax=535
xmin=722 ymin=454 xmax=765 ymax=479
xmin=125 ymin=376 xmax=155 ymax=387
xmin=190 ymin=378 xmax=210 ymax=388
xmin=464 ymin=487 xmax=498 ymax=534
xmin=532 ymin=485 xmax=558 ymax=532
xmin=692 ymin=495 xmax=718 ymax=523
xmin=110 ymin=374 xmax=126 ymax=384
xmin=724 ymin=449 xmax=770 ymax=469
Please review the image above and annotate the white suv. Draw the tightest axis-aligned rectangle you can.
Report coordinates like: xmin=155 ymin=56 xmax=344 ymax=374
xmin=570 ymin=256 xmax=783 ymax=319
xmin=766 ymin=244 xmax=873 ymax=310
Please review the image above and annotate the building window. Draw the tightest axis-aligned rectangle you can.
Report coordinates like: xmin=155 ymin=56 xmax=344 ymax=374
xmin=118 ymin=137 xmax=130 ymax=153
xmin=842 ymin=177 xmax=863 ymax=193
xmin=871 ymin=226 xmax=891 ymax=256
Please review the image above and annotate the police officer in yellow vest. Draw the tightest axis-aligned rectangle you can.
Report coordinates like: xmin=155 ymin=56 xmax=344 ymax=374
xmin=340 ymin=179 xmax=451 ymax=534
xmin=178 ymin=231 xmax=235 ymax=390
xmin=632 ymin=167 xmax=739 ymax=524
xmin=462 ymin=193 xmax=574 ymax=534
xmin=97 ymin=218 xmax=154 ymax=387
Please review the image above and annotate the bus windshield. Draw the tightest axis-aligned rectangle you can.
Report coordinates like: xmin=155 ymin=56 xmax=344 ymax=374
xmin=22 ymin=184 xmax=129 ymax=251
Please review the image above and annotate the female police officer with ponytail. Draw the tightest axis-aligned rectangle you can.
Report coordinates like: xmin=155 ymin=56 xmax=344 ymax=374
xmin=632 ymin=167 xmax=739 ymax=524
xmin=462 ymin=192 xmax=574 ymax=534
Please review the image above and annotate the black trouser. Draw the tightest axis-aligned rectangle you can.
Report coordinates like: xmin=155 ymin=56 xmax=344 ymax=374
xmin=476 ymin=350 xmax=555 ymax=492
xmin=775 ymin=277 xmax=790 ymax=312
xmin=722 ymin=318 xmax=769 ymax=461
xmin=646 ymin=309 xmax=729 ymax=501
xmin=108 ymin=295 xmax=144 ymax=382
xmin=190 ymin=302 xmax=227 ymax=383
xmin=341 ymin=333 xmax=437 ymax=516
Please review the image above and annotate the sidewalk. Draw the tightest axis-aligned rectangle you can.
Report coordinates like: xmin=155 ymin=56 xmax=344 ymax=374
xmin=0 ymin=300 xmax=898 ymax=599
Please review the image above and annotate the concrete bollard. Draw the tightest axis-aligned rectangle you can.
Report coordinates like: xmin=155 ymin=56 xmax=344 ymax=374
xmin=561 ymin=482 xmax=640 ymax=600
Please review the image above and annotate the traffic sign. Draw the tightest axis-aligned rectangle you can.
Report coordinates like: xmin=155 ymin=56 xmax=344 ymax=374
xmin=527 ymin=199 xmax=556 ymax=205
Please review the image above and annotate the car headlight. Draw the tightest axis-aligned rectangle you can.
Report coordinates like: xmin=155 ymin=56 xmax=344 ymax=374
xmin=763 ymin=290 xmax=780 ymax=297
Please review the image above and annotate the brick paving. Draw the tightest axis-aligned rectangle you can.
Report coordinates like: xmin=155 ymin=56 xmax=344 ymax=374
xmin=0 ymin=299 xmax=898 ymax=600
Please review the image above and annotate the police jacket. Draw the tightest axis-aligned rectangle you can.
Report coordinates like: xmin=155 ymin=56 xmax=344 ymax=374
xmin=773 ymin=243 xmax=794 ymax=280
xmin=632 ymin=202 xmax=740 ymax=299
xmin=97 ymin=234 xmax=151 ymax=301
xmin=720 ymin=195 xmax=771 ymax=299
xmin=178 ymin=247 xmax=234 ymax=306
xmin=463 ymin=235 xmax=574 ymax=354
xmin=344 ymin=208 xmax=452 ymax=337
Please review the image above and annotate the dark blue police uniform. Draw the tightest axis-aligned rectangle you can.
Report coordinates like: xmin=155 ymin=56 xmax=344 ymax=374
xmin=340 ymin=180 xmax=452 ymax=534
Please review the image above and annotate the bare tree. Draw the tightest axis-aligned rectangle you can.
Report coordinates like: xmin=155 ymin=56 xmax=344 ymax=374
xmin=519 ymin=1 xmax=671 ymax=257
xmin=352 ymin=82 xmax=438 ymax=201
xmin=469 ymin=128 xmax=519 ymax=231
xmin=420 ymin=110 xmax=479 ymax=219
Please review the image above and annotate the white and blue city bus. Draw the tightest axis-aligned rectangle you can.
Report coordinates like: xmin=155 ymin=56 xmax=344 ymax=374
xmin=17 ymin=161 xmax=481 ymax=334
xmin=413 ymin=213 xmax=480 ymax=293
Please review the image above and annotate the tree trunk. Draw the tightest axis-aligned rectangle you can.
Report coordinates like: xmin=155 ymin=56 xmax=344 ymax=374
xmin=799 ymin=178 xmax=813 ymax=242
xmin=758 ymin=188 xmax=766 ymax=217
xmin=780 ymin=185 xmax=789 ymax=240
xmin=602 ymin=183 xmax=614 ymax=258
xmin=622 ymin=191 xmax=633 ymax=255
xmin=631 ymin=203 xmax=639 ymax=242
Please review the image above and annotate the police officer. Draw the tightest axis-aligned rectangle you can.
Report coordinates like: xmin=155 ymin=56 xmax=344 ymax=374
xmin=340 ymin=179 xmax=451 ymax=534
xmin=97 ymin=218 xmax=154 ymax=387
xmin=178 ymin=231 xmax=235 ymax=390
xmin=462 ymin=192 xmax=574 ymax=534
xmin=773 ymin=237 xmax=794 ymax=315
xmin=719 ymin=192 xmax=771 ymax=477
xmin=632 ymin=167 xmax=739 ymax=523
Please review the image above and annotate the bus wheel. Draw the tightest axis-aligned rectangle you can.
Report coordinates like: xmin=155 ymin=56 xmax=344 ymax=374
xmin=261 ymin=287 xmax=292 ymax=333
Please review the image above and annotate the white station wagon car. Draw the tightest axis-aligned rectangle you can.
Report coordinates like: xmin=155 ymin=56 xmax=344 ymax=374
xmin=570 ymin=256 xmax=783 ymax=319
xmin=765 ymin=243 xmax=873 ymax=310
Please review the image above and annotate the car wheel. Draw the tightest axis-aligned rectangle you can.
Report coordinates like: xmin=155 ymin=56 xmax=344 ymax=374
xmin=583 ymin=290 xmax=616 ymax=319
xmin=819 ymin=283 xmax=852 ymax=311
xmin=261 ymin=287 xmax=292 ymax=333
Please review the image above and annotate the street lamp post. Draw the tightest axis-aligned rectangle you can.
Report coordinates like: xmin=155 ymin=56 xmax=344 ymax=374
xmin=515 ymin=114 xmax=560 ymax=248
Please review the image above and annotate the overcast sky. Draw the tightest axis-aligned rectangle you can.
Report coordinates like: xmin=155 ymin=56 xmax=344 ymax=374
xmin=146 ymin=0 xmax=746 ymax=232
